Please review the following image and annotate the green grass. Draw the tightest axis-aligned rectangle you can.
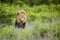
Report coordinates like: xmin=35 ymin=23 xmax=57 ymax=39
xmin=0 ymin=3 xmax=60 ymax=40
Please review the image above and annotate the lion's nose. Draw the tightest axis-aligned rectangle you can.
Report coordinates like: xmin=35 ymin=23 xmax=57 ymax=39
xmin=22 ymin=16 xmax=23 ymax=18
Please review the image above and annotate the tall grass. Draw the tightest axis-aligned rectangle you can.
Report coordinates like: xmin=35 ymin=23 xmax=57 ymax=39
xmin=0 ymin=3 xmax=60 ymax=40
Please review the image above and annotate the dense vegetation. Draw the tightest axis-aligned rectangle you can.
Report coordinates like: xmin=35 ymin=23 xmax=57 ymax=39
xmin=0 ymin=0 xmax=60 ymax=40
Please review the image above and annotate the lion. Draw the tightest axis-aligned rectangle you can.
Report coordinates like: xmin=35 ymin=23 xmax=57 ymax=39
xmin=15 ymin=10 xmax=26 ymax=29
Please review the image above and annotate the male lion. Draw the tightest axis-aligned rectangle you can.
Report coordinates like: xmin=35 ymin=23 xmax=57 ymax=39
xmin=15 ymin=10 xmax=26 ymax=29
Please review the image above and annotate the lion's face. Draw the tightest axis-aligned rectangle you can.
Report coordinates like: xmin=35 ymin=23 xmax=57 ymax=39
xmin=17 ymin=10 xmax=26 ymax=21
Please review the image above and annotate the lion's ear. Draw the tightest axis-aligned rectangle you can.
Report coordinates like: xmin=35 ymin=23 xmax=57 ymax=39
xmin=16 ymin=11 xmax=19 ymax=15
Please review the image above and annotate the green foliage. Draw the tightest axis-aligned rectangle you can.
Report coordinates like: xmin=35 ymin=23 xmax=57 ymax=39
xmin=1 ymin=0 xmax=60 ymax=6
xmin=1 ymin=26 xmax=12 ymax=37
xmin=27 ymin=12 xmax=37 ymax=22
xmin=0 ymin=2 xmax=60 ymax=40
xmin=0 ymin=3 xmax=20 ymax=24
xmin=0 ymin=21 xmax=60 ymax=40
